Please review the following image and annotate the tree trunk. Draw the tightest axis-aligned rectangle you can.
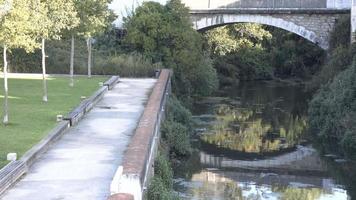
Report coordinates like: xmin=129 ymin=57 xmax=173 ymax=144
xmin=42 ymin=38 xmax=48 ymax=102
xmin=70 ymin=34 xmax=75 ymax=87
xmin=3 ymin=45 xmax=8 ymax=125
xmin=87 ymin=37 xmax=92 ymax=78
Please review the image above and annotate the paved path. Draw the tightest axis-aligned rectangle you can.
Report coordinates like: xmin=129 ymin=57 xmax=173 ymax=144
xmin=1 ymin=78 xmax=156 ymax=200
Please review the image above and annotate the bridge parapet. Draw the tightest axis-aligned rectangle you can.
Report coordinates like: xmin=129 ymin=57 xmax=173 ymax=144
xmin=109 ymin=69 xmax=172 ymax=200
xmin=182 ymin=0 xmax=351 ymax=9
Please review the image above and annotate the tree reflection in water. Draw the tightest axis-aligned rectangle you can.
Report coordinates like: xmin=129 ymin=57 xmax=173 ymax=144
xmin=200 ymin=100 xmax=308 ymax=154
xmin=183 ymin=174 xmax=326 ymax=200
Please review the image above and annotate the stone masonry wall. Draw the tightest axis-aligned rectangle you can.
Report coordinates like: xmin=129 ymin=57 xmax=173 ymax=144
xmin=190 ymin=11 xmax=349 ymax=49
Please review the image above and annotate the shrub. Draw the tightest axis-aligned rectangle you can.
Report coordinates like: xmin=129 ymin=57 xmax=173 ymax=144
xmin=329 ymin=15 xmax=350 ymax=51
xmin=162 ymin=120 xmax=191 ymax=156
xmin=166 ymin=96 xmax=193 ymax=129
xmin=147 ymin=177 xmax=171 ymax=200
xmin=154 ymin=154 xmax=173 ymax=189
xmin=308 ymin=46 xmax=352 ymax=91
xmin=93 ymin=52 xmax=162 ymax=77
xmin=341 ymin=130 xmax=356 ymax=159
xmin=307 ymin=15 xmax=351 ymax=91
xmin=308 ymin=59 xmax=356 ymax=158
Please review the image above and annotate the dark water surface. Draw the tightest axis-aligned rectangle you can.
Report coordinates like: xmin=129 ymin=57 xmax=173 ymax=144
xmin=173 ymin=81 xmax=356 ymax=200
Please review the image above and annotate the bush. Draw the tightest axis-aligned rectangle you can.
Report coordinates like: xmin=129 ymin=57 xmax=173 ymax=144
xmin=146 ymin=155 xmax=179 ymax=200
xmin=329 ymin=15 xmax=350 ymax=51
xmin=154 ymin=154 xmax=173 ymax=189
xmin=1 ymin=38 xmax=160 ymax=78
xmin=162 ymin=120 xmax=191 ymax=156
xmin=147 ymin=177 xmax=171 ymax=200
xmin=167 ymin=96 xmax=193 ymax=129
xmin=307 ymin=14 xmax=351 ymax=90
xmin=308 ymin=46 xmax=352 ymax=91
xmin=341 ymin=130 xmax=356 ymax=159
xmin=308 ymin=59 xmax=356 ymax=158
xmin=93 ymin=52 xmax=162 ymax=77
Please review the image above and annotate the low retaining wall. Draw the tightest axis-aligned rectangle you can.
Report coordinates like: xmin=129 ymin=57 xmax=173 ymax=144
xmin=65 ymin=76 xmax=120 ymax=126
xmin=109 ymin=70 xmax=172 ymax=200
xmin=0 ymin=76 xmax=120 ymax=197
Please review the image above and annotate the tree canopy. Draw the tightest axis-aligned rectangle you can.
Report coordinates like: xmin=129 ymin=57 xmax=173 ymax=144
xmin=73 ymin=0 xmax=115 ymax=38
xmin=124 ymin=0 xmax=218 ymax=103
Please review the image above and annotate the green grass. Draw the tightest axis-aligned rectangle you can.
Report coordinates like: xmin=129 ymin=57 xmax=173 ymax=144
xmin=0 ymin=76 xmax=107 ymax=168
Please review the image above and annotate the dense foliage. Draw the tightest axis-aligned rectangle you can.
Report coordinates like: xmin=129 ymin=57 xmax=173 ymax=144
xmin=123 ymin=0 xmax=218 ymax=103
xmin=147 ymin=96 xmax=193 ymax=199
xmin=205 ymin=23 xmax=325 ymax=85
xmin=308 ymin=15 xmax=352 ymax=90
xmin=147 ymin=155 xmax=179 ymax=200
xmin=309 ymin=59 xmax=356 ymax=159
xmin=162 ymin=96 xmax=192 ymax=157
xmin=307 ymin=14 xmax=356 ymax=159
xmin=1 ymin=39 xmax=159 ymax=77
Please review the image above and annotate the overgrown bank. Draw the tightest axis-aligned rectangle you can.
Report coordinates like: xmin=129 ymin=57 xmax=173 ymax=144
xmin=307 ymin=15 xmax=356 ymax=159
xmin=146 ymin=96 xmax=193 ymax=200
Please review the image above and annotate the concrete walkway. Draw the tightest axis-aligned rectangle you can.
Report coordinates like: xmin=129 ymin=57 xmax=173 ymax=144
xmin=1 ymin=78 xmax=156 ymax=200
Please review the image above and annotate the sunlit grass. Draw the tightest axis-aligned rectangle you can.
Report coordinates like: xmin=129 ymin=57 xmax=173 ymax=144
xmin=0 ymin=76 xmax=107 ymax=168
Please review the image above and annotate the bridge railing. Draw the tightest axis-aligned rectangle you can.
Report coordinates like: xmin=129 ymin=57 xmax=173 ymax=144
xmin=182 ymin=0 xmax=351 ymax=9
xmin=109 ymin=69 xmax=172 ymax=200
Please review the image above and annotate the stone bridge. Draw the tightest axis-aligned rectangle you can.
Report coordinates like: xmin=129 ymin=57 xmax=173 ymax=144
xmin=183 ymin=0 xmax=354 ymax=49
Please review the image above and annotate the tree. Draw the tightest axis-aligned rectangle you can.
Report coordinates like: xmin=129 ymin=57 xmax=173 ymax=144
xmin=0 ymin=0 xmax=39 ymax=125
xmin=205 ymin=23 xmax=272 ymax=56
xmin=124 ymin=0 xmax=218 ymax=103
xmin=69 ymin=0 xmax=114 ymax=85
xmin=308 ymin=58 xmax=356 ymax=159
xmin=36 ymin=0 xmax=79 ymax=102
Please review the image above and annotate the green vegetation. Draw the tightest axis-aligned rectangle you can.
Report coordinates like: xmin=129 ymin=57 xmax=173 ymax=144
xmin=147 ymin=154 xmax=179 ymax=200
xmin=147 ymin=96 xmax=193 ymax=199
xmin=162 ymin=96 xmax=193 ymax=157
xmin=0 ymin=0 xmax=114 ymax=126
xmin=308 ymin=15 xmax=352 ymax=90
xmin=205 ymin=23 xmax=325 ymax=85
xmin=308 ymin=59 xmax=356 ymax=159
xmin=307 ymin=14 xmax=356 ymax=159
xmin=123 ymin=0 xmax=218 ymax=104
xmin=0 ymin=76 xmax=106 ymax=168
xmin=2 ymin=39 xmax=159 ymax=77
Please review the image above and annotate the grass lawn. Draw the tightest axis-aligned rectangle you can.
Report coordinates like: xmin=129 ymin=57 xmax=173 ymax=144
xmin=0 ymin=76 xmax=107 ymax=168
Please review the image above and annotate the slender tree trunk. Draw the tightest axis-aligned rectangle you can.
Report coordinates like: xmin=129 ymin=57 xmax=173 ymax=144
xmin=42 ymin=38 xmax=48 ymax=102
xmin=87 ymin=37 xmax=92 ymax=78
xmin=70 ymin=34 xmax=75 ymax=87
xmin=3 ymin=45 xmax=8 ymax=125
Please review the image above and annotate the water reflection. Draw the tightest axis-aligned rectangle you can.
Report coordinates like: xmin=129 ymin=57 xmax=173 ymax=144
xmin=198 ymin=82 xmax=309 ymax=155
xmin=175 ymin=170 xmax=349 ymax=200
xmin=174 ymin=81 xmax=353 ymax=199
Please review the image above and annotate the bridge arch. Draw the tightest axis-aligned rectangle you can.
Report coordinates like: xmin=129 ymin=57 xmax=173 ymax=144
xmin=192 ymin=14 xmax=327 ymax=49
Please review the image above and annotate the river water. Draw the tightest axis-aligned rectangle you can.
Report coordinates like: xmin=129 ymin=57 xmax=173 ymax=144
xmin=173 ymin=81 xmax=356 ymax=200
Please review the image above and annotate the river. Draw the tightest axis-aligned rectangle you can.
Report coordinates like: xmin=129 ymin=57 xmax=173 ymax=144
xmin=173 ymin=81 xmax=356 ymax=200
